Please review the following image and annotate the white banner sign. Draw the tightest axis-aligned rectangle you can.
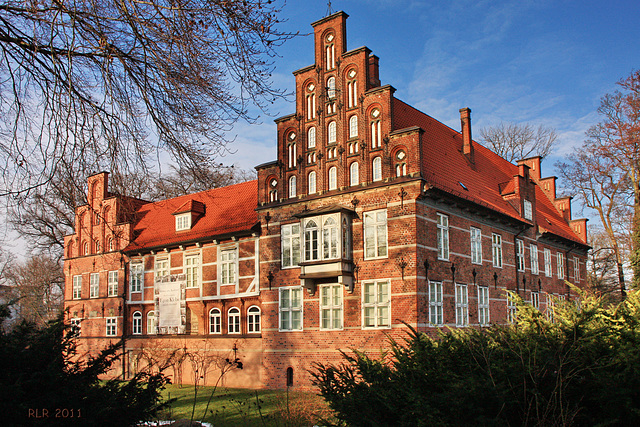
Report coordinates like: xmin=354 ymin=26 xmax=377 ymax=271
xmin=154 ymin=274 xmax=186 ymax=334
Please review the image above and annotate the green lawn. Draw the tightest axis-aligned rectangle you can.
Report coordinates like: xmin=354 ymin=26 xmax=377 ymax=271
xmin=154 ymin=384 xmax=334 ymax=426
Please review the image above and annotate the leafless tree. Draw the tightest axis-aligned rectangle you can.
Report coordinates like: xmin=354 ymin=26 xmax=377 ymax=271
xmin=0 ymin=0 xmax=294 ymax=197
xmin=479 ymin=122 xmax=557 ymax=163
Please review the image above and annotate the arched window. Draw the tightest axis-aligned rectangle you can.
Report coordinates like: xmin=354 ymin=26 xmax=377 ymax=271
xmin=95 ymin=240 xmax=101 ymax=253
xmin=308 ymin=171 xmax=317 ymax=195
xmin=396 ymin=163 xmax=407 ymax=177
xmin=347 ymin=69 xmax=358 ymax=108
xmin=132 ymin=311 xmax=142 ymax=335
xmin=83 ymin=241 xmax=89 ymax=256
xmin=304 ymin=219 xmax=319 ymax=261
xmin=248 ymin=306 xmax=261 ymax=333
xmin=289 ymin=175 xmax=297 ymax=198
xmin=350 ymin=162 xmax=359 ymax=186
xmin=325 ymin=33 xmax=335 ymax=70
xmin=108 ymin=237 xmax=114 ymax=252
xmin=228 ymin=307 xmax=240 ymax=334
xmin=371 ymin=108 xmax=382 ymax=148
xmin=307 ymin=127 xmax=316 ymax=148
xmin=342 ymin=218 xmax=351 ymax=259
xmin=209 ymin=308 xmax=221 ymax=334
xmin=328 ymin=167 xmax=337 ymax=191
xmin=306 ymin=84 xmax=316 ymax=120
xmin=327 ymin=121 xmax=337 ymax=144
xmin=323 ymin=217 xmax=338 ymax=259
xmin=147 ymin=311 xmax=157 ymax=335
xmin=268 ymin=178 xmax=278 ymax=202
xmin=287 ymin=132 xmax=297 ymax=169
xmin=94 ymin=211 xmax=100 ymax=225
xmin=349 ymin=115 xmax=358 ymax=138
xmin=286 ymin=367 xmax=294 ymax=387
xmin=373 ymin=157 xmax=382 ymax=182
xmin=327 ymin=76 xmax=336 ymax=99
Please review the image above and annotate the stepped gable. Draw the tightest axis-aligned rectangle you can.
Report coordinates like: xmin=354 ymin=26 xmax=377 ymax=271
xmin=124 ymin=180 xmax=258 ymax=252
xmin=393 ymin=98 xmax=585 ymax=245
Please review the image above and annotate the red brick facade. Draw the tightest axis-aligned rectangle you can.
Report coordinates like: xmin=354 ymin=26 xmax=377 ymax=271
xmin=63 ymin=11 xmax=589 ymax=390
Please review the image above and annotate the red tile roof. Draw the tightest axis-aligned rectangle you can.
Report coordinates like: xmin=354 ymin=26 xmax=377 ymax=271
xmin=124 ymin=180 xmax=258 ymax=252
xmin=393 ymin=98 xmax=585 ymax=245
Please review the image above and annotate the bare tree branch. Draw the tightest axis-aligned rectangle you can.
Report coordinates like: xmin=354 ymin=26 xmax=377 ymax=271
xmin=479 ymin=122 xmax=557 ymax=163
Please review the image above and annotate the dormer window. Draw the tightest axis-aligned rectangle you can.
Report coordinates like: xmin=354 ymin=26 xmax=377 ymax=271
xmin=176 ymin=213 xmax=191 ymax=231
xmin=523 ymin=199 xmax=533 ymax=220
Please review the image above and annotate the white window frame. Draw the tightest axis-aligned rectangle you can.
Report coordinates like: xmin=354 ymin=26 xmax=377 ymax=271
xmin=307 ymin=126 xmax=316 ymax=148
xmin=328 ymin=121 xmax=337 ymax=144
xmin=281 ymin=223 xmax=301 ymax=268
xmin=437 ymin=214 xmax=449 ymax=261
xmin=220 ymin=248 xmax=237 ymax=286
xmin=327 ymin=76 xmax=336 ymax=99
xmin=228 ymin=307 xmax=241 ymax=334
xmin=470 ymin=227 xmax=482 ymax=265
xmin=108 ymin=271 xmax=118 ymax=297
xmin=90 ymin=272 xmax=99 ymax=298
xmin=279 ymin=287 xmax=303 ymax=331
xmin=371 ymin=119 xmax=381 ymax=148
xmin=106 ymin=317 xmax=117 ymax=337
xmin=364 ymin=209 xmax=388 ymax=259
xmin=557 ymin=252 xmax=565 ymax=279
xmin=147 ymin=311 xmax=157 ymax=335
xmin=372 ymin=156 xmax=382 ymax=182
xmin=530 ymin=244 xmax=539 ymax=275
xmin=185 ymin=253 xmax=200 ymax=288
xmin=175 ymin=213 xmax=191 ymax=231
xmin=155 ymin=258 xmax=169 ymax=279
xmin=209 ymin=308 xmax=221 ymax=334
xmin=455 ymin=284 xmax=468 ymax=327
xmin=289 ymin=175 xmax=297 ymax=198
xmin=573 ymin=256 xmax=580 ymax=281
xmin=130 ymin=262 xmax=144 ymax=293
xmin=320 ymin=284 xmax=343 ymax=330
xmin=362 ymin=280 xmax=391 ymax=329
xmin=429 ymin=281 xmax=443 ymax=326
xmin=349 ymin=115 xmax=358 ymax=138
xmin=328 ymin=166 xmax=337 ymax=191
xmin=507 ymin=293 xmax=517 ymax=323
xmin=523 ymin=199 xmax=533 ymax=220
xmin=516 ymin=239 xmax=525 ymax=272
xmin=478 ymin=286 xmax=490 ymax=326
xmin=544 ymin=248 xmax=552 ymax=277
xmin=72 ymin=275 xmax=82 ymax=300
xmin=308 ymin=171 xmax=317 ymax=194
xmin=247 ymin=306 xmax=261 ymax=333
xmin=531 ymin=292 xmax=540 ymax=310
xmin=492 ymin=233 xmax=502 ymax=268
xmin=302 ymin=213 xmax=345 ymax=263
xmin=70 ymin=318 xmax=81 ymax=336
xmin=132 ymin=311 xmax=142 ymax=335
xmin=350 ymin=162 xmax=359 ymax=186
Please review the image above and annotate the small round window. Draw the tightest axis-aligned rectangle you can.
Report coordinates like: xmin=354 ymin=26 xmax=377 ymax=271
xmin=326 ymin=33 xmax=334 ymax=42
xmin=270 ymin=179 xmax=277 ymax=188
xmin=288 ymin=132 xmax=296 ymax=141
xmin=348 ymin=69 xmax=357 ymax=79
xmin=396 ymin=150 xmax=406 ymax=161
xmin=371 ymin=108 xmax=380 ymax=118
xmin=307 ymin=83 xmax=315 ymax=92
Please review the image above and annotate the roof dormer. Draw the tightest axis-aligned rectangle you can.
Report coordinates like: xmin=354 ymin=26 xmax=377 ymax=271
xmin=173 ymin=199 xmax=205 ymax=231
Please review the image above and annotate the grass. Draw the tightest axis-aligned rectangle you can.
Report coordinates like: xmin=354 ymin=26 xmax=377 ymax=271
xmin=154 ymin=383 xmax=335 ymax=426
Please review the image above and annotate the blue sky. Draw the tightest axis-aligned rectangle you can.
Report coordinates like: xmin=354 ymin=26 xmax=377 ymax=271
xmin=226 ymin=0 xmax=640 ymax=183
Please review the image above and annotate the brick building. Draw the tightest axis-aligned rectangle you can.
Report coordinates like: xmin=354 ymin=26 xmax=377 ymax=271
xmin=63 ymin=11 xmax=589 ymax=389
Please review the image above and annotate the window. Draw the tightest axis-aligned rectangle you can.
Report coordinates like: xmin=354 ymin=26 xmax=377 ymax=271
xmin=130 ymin=262 xmax=143 ymax=293
xmin=429 ymin=281 xmax=443 ymax=326
xmin=395 ymin=163 xmax=407 ymax=177
xmin=371 ymin=109 xmax=382 ymax=148
xmin=350 ymin=162 xmax=359 ymax=186
xmin=349 ymin=115 xmax=358 ymax=138
xmin=364 ymin=209 xmax=387 ymax=259
xmin=516 ymin=239 xmax=525 ymax=272
xmin=307 ymin=127 xmax=316 ymax=148
xmin=304 ymin=219 xmax=319 ymax=262
xmin=320 ymin=284 xmax=343 ymax=330
xmin=220 ymin=249 xmax=237 ymax=285
xmin=108 ymin=237 xmax=114 ymax=252
xmin=306 ymin=84 xmax=316 ymax=120
xmin=492 ymin=234 xmax=502 ymax=268
xmin=322 ymin=216 xmax=338 ymax=259
xmin=363 ymin=280 xmax=390 ymax=328
xmin=478 ymin=286 xmax=490 ymax=326
xmin=95 ymin=240 xmax=101 ymax=253
xmin=147 ymin=311 xmax=157 ymax=335
xmin=328 ymin=166 xmax=337 ymax=191
xmin=108 ymin=271 xmax=118 ymax=297
xmin=185 ymin=254 xmax=200 ymax=288
xmin=228 ymin=307 xmax=240 ymax=334
xmin=531 ymin=292 xmax=540 ymax=310
xmin=507 ymin=293 xmax=516 ymax=323
xmin=455 ymin=284 xmax=468 ymax=327
xmin=325 ymin=35 xmax=335 ymax=69
xmin=347 ymin=77 xmax=358 ymax=108
xmin=175 ymin=213 xmax=191 ymax=231
xmin=106 ymin=317 xmax=117 ymax=337
xmin=308 ymin=171 xmax=316 ymax=194
xmin=328 ymin=121 xmax=337 ymax=144
xmin=281 ymin=223 xmax=301 ymax=268
xmin=470 ymin=227 xmax=482 ymax=265
xmin=94 ymin=211 xmax=100 ymax=225
xmin=523 ymin=199 xmax=533 ymax=220
xmin=546 ymin=294 xmax=555 ymax=322
xmin=530 ymin=245 xmax=539 ymax=274
xmin=327 ymin=76 xmax=336 ymax=99
xmin=83 ymin=241 xmax=89 ymax=256
xmin=544 ymin=249 xmax=552 ymax=277
xmin=436 ymin=214 xmax=449 ymax=261
xmin=248 ymin=306 xmax=261 ymax=333
xmin=132 ymin=311 xmax=142 ymax=335
xmin=557 ymin=253 xmax=565 ymax=279
xmin=289 ymin=175 xmax=297 ymax=198
xmin=372 ymin=157 xmax=382 ymax=182
xmin=90 ymin=273 xmax=99 ymax=298
xmin=72 ymin=275 xmax=82 ymax=299
xmin=280 ymin=287 xmax=302 ymax=331
xmin=573 ymin=256 xmax=580 ymax=281
xmin=302 ymin=213 xmax=347 ymax=262
xmin=269 ymin=178 xmax=278 ymax=202
xmin=70 ymin=318 xmax=81 ymax=336
xmin=155 ymin=258 xmax=169 ymax=278
xmin=287 ymin=136 xmax=297 ymax=169
xmin=209 ymin=308 xmax=221 ymax=334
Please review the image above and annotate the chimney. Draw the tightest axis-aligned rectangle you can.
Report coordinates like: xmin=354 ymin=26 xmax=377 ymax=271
xmin=368 ymin=54 xmax=380 ymax=88
xmin=459 ymin=108 xmax=473 ymax=161
xmin=517 ymin=157 xmax=542 ymax=181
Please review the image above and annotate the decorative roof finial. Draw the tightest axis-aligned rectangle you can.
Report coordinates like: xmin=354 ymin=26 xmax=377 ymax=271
xmin=326 ymin=1 xmax=334 ymax=16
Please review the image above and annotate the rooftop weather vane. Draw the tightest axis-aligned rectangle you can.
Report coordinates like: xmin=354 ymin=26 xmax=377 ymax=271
xmin=326 ymin=1 xmax=334 ymax=16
